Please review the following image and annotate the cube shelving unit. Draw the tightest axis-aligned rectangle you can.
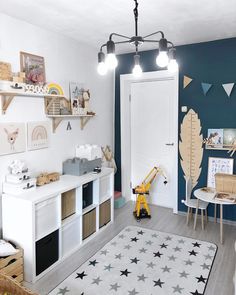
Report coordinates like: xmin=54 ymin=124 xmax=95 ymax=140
xmin=2 ymin=168 xmax=114 ymax=283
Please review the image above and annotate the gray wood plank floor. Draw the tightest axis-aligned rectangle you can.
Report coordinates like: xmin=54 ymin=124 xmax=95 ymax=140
xmin=25 ymin=202 xmax=236 ymax=295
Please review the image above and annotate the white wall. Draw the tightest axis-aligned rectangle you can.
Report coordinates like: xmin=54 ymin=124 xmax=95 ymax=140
xmin=0 ymin=13 xmax=114 ymax=233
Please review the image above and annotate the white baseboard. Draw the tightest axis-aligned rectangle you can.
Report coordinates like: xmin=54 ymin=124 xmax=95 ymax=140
xmin=178 ymin=211 xmax=236 ymax=227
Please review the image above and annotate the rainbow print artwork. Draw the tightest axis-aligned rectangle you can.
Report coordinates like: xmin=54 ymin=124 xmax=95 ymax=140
xmin=27 ymin=121 xmax=50 ymax=151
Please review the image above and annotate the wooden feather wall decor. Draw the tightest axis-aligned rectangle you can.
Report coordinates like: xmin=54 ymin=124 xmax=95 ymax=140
xmin=179 ymin=109 xmax=203 ymax=188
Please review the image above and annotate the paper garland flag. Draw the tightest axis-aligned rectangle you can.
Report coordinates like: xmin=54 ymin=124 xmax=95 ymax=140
xmin=201 ymin=82 xmax=212 ymax=96
xmin=183 ymin=76 xmax=193 ymax=89
xmin=222 ymin=83 xmax=235 ymax=97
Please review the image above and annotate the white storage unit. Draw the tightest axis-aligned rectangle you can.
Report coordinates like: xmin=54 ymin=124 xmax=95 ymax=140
xmin=2 ymin=168 xmax=114 ymax=283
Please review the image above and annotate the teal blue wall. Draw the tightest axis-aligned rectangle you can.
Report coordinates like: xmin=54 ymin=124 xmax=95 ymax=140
xmin=115 ymin=38 xmax=236 ymax=221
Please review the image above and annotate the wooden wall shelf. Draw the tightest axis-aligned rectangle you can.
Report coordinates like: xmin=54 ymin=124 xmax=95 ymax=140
xmin=0 ymin=90 xmax=95 ymax=132
xmin=47 ymin=115 xmax=95 ymax=132
xmin=0 ymin=90 xmax=66 ymax=114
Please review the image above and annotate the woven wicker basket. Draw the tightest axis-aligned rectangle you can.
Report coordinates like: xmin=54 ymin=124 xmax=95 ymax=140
xmin=0 ymin=248 xmax=23 ymax=284
xmin=0 ymin=273 xmax=37 ymax=295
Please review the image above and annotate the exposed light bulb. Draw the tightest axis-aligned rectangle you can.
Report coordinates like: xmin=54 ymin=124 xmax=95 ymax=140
xmin=97 ymin=62 xmax=107 ymax=75
xmin=132 ymin=64 xmax=142 ymax=77
xmin=105 ymin=53 xmax=118 ymax=69
xmin=168 ymin=59 xmax=178 ymax=73
xmin=156 ymin=51 xmax=169 ymax=68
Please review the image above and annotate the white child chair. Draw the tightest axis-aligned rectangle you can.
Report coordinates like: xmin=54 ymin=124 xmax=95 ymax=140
xmin=182 ymin=177 xmax=209 ymax=230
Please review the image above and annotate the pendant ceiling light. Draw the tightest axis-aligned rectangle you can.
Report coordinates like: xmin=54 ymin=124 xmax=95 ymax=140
xmin=97 ymin=0 xmax=178 ymax=77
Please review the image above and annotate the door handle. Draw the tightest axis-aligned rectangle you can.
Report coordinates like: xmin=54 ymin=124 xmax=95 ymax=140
xmin=165 ymin=143 xmax=174 ymax=146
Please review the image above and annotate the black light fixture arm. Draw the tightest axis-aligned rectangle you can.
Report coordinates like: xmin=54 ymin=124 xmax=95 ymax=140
xmin=143 ymin=30 xmax=165 ymax=39
xmin=167 ymin=41 xmax=175 ymax=48
xmin=109 ymin=33 xmax=131 ymax=41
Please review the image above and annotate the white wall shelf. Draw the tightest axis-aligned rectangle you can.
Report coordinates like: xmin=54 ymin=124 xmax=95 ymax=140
xmin=2 ymin=168 xmax=114 ymax=283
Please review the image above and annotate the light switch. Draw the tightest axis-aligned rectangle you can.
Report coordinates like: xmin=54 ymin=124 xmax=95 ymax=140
xmin=181 ymin=106 xmax=188 ymax=113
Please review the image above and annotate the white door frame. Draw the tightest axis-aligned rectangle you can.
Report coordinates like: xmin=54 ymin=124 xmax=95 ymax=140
xmin=120 ymin=70 xmax=179 ymax=214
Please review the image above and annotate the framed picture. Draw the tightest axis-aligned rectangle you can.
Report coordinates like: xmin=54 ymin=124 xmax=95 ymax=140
xmin=207 ymin=129 xmax=223 ymax=148
xmin=207 ymin=157 xmax=234 ymax=188
xmin=20 ymin=52 xmax=46 ymax=85
xmin=0 ymin=123 xmax=26 ymax=156
xmin=69 ymin=82 xmax=85 ymax=114
xmin=27 ymin=121 xmax=50 ymax=151
xmin=223 ymin=129 xmax=236 ymax=147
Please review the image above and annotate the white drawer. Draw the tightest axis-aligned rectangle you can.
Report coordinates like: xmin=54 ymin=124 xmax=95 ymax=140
xmin=35 ymin=196 xmax=60 ymax=241
xmin=99 ymin=175 xmax=111 ymax=203
xmin=62 ymin=217 xmax=81 ymax=257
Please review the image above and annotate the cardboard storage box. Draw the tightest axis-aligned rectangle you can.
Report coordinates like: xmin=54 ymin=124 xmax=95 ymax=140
xmin=215 ymin=173 xmax=236 ymax=193
xmin=61 ymin=189 xmax=76 ymax=220
xmin=99 ymin=198 xmax=111 ymax=228
xmin=82 ymin=209 xmax=96 ymax=240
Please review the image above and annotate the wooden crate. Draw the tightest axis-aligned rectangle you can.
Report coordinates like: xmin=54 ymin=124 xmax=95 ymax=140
xmin=215 ymin=173 xmax=236 ymax=194
xmin=61 ymin=189 xmax=76 ymax=220
xmin=99 ymin=199 xmax=111 ymax=228
xmin=83 ymin=209 xmax=96 ymax=240
xmin=0 ymin=248 xmax=24 ymax=284
xmin=0 ymin=62 xmax=12 ymax=81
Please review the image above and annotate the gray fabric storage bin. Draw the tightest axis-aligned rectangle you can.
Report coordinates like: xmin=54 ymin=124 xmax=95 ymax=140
xmin=63 ymin=157 xmax=102 ymax=176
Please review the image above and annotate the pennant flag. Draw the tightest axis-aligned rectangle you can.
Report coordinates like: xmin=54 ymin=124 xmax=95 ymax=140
xmin=183 ymin=76 xmax=193 ymax=89
xmin=222 ymin=83 xmax=235 ymax=97
xmin=201 ymin=82 xmax=212 ymax=96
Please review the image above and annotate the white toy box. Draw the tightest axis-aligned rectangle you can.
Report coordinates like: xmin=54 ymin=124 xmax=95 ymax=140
xmin=5 ymin=172 xmax=31 ymax=184
xmin=3 ymin=178 xmax=36 ymax=195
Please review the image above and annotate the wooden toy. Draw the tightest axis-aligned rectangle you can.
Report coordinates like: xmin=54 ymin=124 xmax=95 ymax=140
xmin=179 ymin=109 xmax=203 ymax=189
xmin=36 ymin=172 xmax=60 ymax=186
xmin=12 ymin=72 xmax=26 ymax=83
xmin=47 ymin=172 xmax=60 ymax=182
xmin=83 ymin=90 xmax=90 ymax=113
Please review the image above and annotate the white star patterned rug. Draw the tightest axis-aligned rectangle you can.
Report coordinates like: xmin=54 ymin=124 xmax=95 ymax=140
xmin=49 ymin=226 xmax=217 ymax=295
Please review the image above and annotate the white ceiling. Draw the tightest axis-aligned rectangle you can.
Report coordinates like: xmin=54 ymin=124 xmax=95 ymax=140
xmin=1 ymin=0 xmax=236 ymax=53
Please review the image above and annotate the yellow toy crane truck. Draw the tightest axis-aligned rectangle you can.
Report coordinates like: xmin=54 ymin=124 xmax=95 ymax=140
xmin=133 ymin=166 xmax=168 ymax=221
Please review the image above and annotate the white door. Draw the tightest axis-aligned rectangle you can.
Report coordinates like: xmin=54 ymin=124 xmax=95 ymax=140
xmin=130 ymin=79 xmax=177 ymax=209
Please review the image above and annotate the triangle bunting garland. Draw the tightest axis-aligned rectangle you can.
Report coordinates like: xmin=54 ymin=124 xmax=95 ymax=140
xmin=183 ymin=76 xmax=193 ymax=89
xmin=183 ymin=74 xmax=236 ymax=99
xmin=201 ymin=82 xmax=212 ymax=96
xmin=222 ymin=83 xmax=235 ymax=97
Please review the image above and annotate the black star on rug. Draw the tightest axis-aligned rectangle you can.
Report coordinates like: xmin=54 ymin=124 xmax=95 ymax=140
xmin=89 ymin=259 xmax=98 ymax=266
xmin=153 ymin=251 xmax=163 ymax=258
xmin=130 ymin=257 xmax=140 ymax=264
xmin=137 ymin=230 xmax=144 ymax=235
xmin=153 ymin=278 xmax=164 ymax=288
xmin=189 ymin=250 xmax=198 ymax=256
xmin=120 ymin=269 xmax=131 ymax=277
xmin=75 ymin=271 xmax=87 ymax=280
xmin=192 ymin=242 xmax=201 ymax=248
xmin=196 ymin=275 xmax=207 ymax=283
xmin=190 ymin=290 xmax=203 ymax=295
xmin=131 ymin=237 xmax=139 ymax=242
xmin=160 ymin=243 xmax=168 ymax=249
